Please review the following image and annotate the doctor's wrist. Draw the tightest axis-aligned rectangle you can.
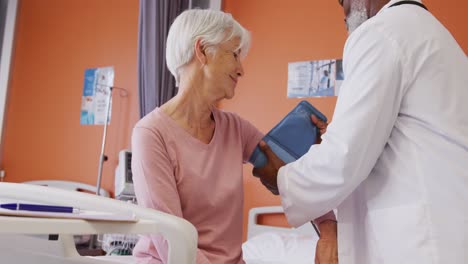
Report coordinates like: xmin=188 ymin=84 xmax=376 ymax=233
xmin=318 ymin=220 xmax=337 ymax=239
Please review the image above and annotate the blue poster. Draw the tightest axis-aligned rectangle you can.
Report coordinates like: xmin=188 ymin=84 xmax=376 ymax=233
xmin=80 ymin=67 xmax=114 ymax=125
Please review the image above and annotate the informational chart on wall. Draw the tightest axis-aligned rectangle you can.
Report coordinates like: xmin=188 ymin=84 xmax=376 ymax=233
xmin=287 ymin=59 xmax=344 ymax=98
xmin=80 ymin=66 xmax=114 ymax=125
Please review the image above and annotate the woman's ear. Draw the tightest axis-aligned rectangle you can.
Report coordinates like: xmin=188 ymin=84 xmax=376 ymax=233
xmin=194 ymin=38 xmax=207 ymax=65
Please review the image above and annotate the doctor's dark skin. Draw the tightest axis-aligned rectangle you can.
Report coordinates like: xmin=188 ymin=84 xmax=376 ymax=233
xmin=341 ymin=0 xmax=391 ymax=20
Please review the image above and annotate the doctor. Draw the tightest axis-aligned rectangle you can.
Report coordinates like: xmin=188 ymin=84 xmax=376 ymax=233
xmin=254 ymin=0 xmax=468 ymax=263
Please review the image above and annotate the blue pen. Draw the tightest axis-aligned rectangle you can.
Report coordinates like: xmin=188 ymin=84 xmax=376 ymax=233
xmin=0 ymin=203 xmax=79 ymax=213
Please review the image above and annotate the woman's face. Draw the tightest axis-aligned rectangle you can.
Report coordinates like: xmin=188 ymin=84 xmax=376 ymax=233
xmin=204 ymin=37 xmax=244 ymax=100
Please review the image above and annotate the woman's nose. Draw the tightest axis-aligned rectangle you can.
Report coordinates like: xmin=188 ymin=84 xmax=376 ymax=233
xmin=237 ymin=63 xmax=244 ymax=77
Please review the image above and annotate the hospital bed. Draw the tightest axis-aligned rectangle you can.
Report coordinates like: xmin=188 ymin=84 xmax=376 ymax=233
xmin=21 ymin=180 xmax=114 ymax=250
xmin=0 ymin=182 xmax=318 ymax=264
xmin=0 ymin=182 xmax=197 ymax=264
xmin=22 ymin=180 xmax=111 ymax=197
xmin=242 ymin=206 xmax=319 ymax=264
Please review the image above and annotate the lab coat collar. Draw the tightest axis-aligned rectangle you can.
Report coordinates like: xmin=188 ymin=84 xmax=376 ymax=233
xmin=376 ymin=0 xmax=423 ymax=16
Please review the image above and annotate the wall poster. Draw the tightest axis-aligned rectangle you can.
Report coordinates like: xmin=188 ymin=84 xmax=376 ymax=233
xmin=80 ymin=66 xmax=114 ymax=125
xmin=288 ymin=59 xmax=344 ymax=98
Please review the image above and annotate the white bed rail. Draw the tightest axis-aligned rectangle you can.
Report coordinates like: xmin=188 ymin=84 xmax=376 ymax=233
xmin=0 ymin=182 xmax=197 ymax=264
xmin=23 ymin=180 xmax=111 ymax=197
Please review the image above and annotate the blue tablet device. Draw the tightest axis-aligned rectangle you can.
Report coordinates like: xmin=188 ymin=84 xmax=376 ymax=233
xmin=249 ymin=100 xmax=327 ymax=168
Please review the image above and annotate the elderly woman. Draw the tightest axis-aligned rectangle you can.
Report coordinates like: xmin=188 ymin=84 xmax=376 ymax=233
xmin=131 ymin=9 xmax=261 ymax=264
xmin=131 ymin=9 xmax=335 ymax=264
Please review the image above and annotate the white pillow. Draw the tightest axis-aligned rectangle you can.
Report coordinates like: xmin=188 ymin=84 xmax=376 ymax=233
xmin=242 ymin=232 xmax=318 ymax=264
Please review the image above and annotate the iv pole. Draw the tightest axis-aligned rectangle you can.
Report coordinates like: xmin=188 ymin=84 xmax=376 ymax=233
xmin=95 ymin=85 xmax=128 ymax=196
xmin=88 ymin=83 xmax=127 ymax=250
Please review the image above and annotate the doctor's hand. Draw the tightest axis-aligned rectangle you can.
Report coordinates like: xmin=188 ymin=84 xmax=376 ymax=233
xmin=311 ymin=114 xmax=328 ymax=144
xmin=315 ymin=220 xmax=338 ymax=264
xmin=252 ymin=141 xmax=285 ymax=195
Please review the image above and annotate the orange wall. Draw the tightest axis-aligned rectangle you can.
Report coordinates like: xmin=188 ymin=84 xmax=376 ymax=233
xmin=223 ymin=0 xmax=468 ymax=240
xmin=2 ymin=0 xmax=140 ymax=194
xmin=2 ymin=0 xmax=467 ymax=243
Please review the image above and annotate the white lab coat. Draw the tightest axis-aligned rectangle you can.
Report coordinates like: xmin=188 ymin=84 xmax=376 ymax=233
xmin=277 ymin=1 xmax=468 ymax=263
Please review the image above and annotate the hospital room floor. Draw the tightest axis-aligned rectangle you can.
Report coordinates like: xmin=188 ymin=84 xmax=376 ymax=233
xmin=76 ymin=246 xmax=106 ymax=257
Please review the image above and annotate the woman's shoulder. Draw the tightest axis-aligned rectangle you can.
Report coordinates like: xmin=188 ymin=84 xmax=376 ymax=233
xmin=213 ymin=107 xmax=246 ymax=125
xmin=214 ymin=108 xmax=260 ymax=130
xmin=134 ymin=108 xmax=167 ymax=130
xmin=131 ymin=109 xmax=179 ymax=158
xmin=132 ymin=108 xmax=174 ymax=143
xmin=213 ymin=108 xmax=263 ymax=142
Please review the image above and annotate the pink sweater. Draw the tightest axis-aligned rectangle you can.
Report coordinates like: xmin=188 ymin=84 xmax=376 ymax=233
xmin=131 ymin=107 xmax=263 ymax=264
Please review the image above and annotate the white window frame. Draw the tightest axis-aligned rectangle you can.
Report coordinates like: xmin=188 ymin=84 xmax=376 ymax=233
xmin=0 ymin=0 xmax=18 ymax=155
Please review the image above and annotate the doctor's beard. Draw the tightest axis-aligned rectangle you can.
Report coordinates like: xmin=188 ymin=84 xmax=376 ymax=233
xmin=346 ymin=3 xmax=369 ymax=34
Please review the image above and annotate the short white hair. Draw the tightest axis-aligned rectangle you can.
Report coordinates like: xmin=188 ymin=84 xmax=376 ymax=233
xmin=166 ymin=9 xmax=251 ymax=86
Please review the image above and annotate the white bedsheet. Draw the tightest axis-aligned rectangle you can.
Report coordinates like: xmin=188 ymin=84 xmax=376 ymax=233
xmin=92 ymin=232 xmax=318 ymax=264
xmin=90 ymin=256 xmax=136 ymax=263
xmin=243 ymin=232 xmax=318 ymax=264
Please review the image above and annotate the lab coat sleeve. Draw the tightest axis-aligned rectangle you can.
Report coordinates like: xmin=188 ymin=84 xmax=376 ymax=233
xmin=278 ymin=26 xmax=408 ymax=227
xmin=131 ymin=127 xmax=212 ymax=264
